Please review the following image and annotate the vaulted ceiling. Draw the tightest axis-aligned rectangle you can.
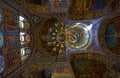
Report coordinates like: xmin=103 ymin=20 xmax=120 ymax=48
xmin=0 ymin=0 xmax=120 ymax=78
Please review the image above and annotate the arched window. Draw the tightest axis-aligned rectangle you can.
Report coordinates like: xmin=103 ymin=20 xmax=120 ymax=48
xmin=21 ymin=47 xmax=31 ymax=60
xmin=19 ymin=16 xmax=31 ymax=61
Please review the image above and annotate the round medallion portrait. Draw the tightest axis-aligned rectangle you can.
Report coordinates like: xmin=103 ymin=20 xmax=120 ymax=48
xmin=66 ymin=23 xmax=90 ymax=49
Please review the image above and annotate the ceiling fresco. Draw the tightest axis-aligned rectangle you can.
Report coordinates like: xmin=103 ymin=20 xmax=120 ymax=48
xmin=0 ymin=0 xmax=120 ymax=78
xmin=98 ymin=15 xmax=120 ymax=55
xmin=49 ymin=0 xmax=69 ymax=13
xmin=29 ymin=62 xmax=54 ymax=78
xmin=34 ymin=18 xmax=101 ymax=56
xmin=16 ymin=0 xmax=50 ymax=15
xmin=66 ymin=23 xmax=90 ymax=49
xmin=68 ymin=0 xmax=120 ymax=20
xmin=65 ymin=18 xmax=106 ymax=55
xmin=69 ymin=53 xmax=120 ymax=78
xmin=71 ymin=59 xmax=110 ymax=78
xmin=0 ymin=1 xmax=33 ymax=77
xmin=52 ymin=62 xmax=74 ymax=78
xmin=35 ymin=18 xmax=66 ymax=56
xmin=14 ymin=0 xmax=120 ymax=20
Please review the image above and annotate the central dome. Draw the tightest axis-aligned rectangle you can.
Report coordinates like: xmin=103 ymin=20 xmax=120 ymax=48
xmin=66 ymin=23 xmax=90 ymax=49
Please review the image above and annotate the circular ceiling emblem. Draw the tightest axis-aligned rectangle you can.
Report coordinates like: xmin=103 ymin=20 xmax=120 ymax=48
xmin=66 ymin=23 xmax=90 ymax=49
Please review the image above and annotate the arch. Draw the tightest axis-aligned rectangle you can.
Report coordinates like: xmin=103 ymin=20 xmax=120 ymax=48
xmin=98 ymin=15 xmax=120 ymax=55
xmin=19 ymin=15 xmax=32 ymax=61
xmin=0 ymin=1 xmax=33 ymax=77
xmin=69 ymin=53 xmax=113 ymax=78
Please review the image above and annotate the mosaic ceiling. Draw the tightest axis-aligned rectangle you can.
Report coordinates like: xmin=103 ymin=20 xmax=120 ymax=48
xmin=66 ymin=23 xmax=90 ymax=49
xmin=71 ymin=59 xmax=109 ymax=78
xmin=15 ymin=0 xmax=120 ymax=19
xmin=0 ymin=0 xmax=120 ymax=78
xmin=99 ymin=15 xmax=120 ymax=55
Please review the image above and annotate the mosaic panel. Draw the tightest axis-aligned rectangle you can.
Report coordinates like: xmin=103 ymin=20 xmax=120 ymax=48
xmin=98 ymin=15 xmax=120 ymax=55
